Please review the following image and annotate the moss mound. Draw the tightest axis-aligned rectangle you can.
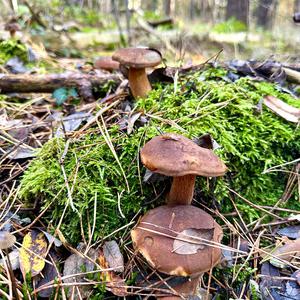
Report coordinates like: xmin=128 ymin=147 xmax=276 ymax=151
xmin=20 ymin=67 xmax=300 ymax=244
xmin=0 ymin=40 xmax=28 ymax=64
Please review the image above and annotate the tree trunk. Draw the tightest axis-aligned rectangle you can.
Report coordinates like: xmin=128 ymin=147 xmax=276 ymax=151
xmin=255 ymin=0 xmax=277 ymax=29
xmin=295 ymin=0 xmax=300 ymax=12
xmin=226 ymin=0 xmax=249 ymax=26
xmin=163 ymin=0 xmax=171 ymax=16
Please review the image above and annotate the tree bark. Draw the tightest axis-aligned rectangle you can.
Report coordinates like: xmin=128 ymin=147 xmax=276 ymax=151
xmin=226 ymin=0 xmax=249 ymax=27
xmin=163 ymin=0 xmax=171 ymax=16
xmin=295 ymin=0 xmax=300 ymax=12
xmin=0 ymin=72 xmax=120 ymax=102
xmin=255 ymin=0 xmax=277 ymax=29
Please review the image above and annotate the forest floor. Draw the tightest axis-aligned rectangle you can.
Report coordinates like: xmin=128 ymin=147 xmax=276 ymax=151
xmin=0 ymin=9 xmax=300 ymax=300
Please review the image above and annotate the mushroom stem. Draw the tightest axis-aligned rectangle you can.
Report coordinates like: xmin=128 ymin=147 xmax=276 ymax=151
xmin=167 ymin=175 xmax=196 ymax=205
xmin=157 ymin=274 xmax=202 ymax=299
xmin=128 ymin=67 xmax=151 ymax=98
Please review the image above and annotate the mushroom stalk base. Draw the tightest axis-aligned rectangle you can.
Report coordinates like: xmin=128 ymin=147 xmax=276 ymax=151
xmin=167 ymin=175 xmax=196 ymax=205
xmin=156 ymin=274 xmax=202 ymax=299
xmin=128 ymin=67 xmax=152 ymax=98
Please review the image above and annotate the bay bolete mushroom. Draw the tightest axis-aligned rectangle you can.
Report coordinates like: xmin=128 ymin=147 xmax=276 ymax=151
xmin=131 ymin=205 xmax=223 ymax=277
xmin=94 ymin=57 xmax=120 ymax=72
xmin=5 ymin=18 xmax=20 ymax=38
xmin=140 ymin=133 xmax=227 ymax=205
xmin=112 ymin=47 xmax=162 ymax=98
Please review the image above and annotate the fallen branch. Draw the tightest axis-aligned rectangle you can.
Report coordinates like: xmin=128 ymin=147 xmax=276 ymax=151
xmin=0 ymin=72 xmax=121 ymax=102
xmin=282 ymin=67 xmax=300 ymax=84
xmin=148 ymin=17 xmax=173 ymax=28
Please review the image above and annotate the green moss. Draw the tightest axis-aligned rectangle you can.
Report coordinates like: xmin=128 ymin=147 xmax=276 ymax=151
xmin=0 ymin=40 xmax=28 ymax=64
xmin=20 ymin=66 xmax=300 ymax=243
xmin=212 ymin=17 xmax=247 ymax=33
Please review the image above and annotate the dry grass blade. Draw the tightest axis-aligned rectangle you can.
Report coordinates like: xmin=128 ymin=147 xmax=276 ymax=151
xmin=96 ymin=115 xmax=130 ymax=192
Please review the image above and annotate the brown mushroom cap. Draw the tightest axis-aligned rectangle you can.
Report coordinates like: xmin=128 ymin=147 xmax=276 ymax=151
xmin=0 ymin=231 xmax=16 ymax=249
xmin=94 ymin=57 xmax=120 ymax=71
xmin=112 ymin=48 xmax=162 ymax=69
xmin=141 ymin=133 xmax=227 ymax=177
xmin=131 ymin=205 xmax=223 ymax=276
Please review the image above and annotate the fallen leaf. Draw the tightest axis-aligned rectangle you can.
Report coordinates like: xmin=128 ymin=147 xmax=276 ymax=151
xmin=0 ymin=249 xmax=19 ymax=270
xmin=143 ymin=168 xmax=167 ymax=183
xmin=270 ymin=238 xmax=300 ymax=268
xmin=277 ymin=226 xmax=300 ymax=239
xmin=173 ymin=228 xmax=213 ymax=255
xmin=103 ymin=240 xmax=124 ymax=273
xmin=63 ymin=246 xmax=97 ymax=298
xmin=295 ymin=270 xmax=300 ymax=285
xmin=126 ymin=112 xmax=141 ymax=135
xmin=221 ymin=238 xmax=249 ymax=267
xmin=259 ymin=262 xmax=284 ymax=300
xmin=264 ymin=95 xmax=300 ymax=123
xmin=7 ymin=146 xmax=36 ymax=159
xmin=148 ymin=67 xmax=174 ymax=83
xmin=40 ymin=230 xmax=62 ymax=247
xmin=194 ymin=133 xmax=221 ymax=150
xmin=19 ymin=230 xmax=48 ymax=277
xmin=36 ymin=252 xmax=59 ymax=298
xmin=55 ymin=112 xmax=92 ymax=137
xmin=5 ymin=57 xmax=28 ymax=74
xmin=283 ymin=274 xmax=300 ymax=300
xmin=98 ymin=249 xmax=127 ymax=297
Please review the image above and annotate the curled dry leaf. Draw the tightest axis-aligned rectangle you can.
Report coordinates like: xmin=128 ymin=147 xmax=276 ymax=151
xmin=40 ymin=230 xmax=62 ymax=247
xmin=194 ymin=133 xmax=221 ymax=150
xmin=19 ymin=230 xmax=48 ymax=277
xmin=283 ymin=271 xmax=300 ymax=300
xmin=270 ymin=238 xmax=300 ymax=268
xmin=263 ymin=95 xmax=300 ymax=123
xmin=98 ymin=249 xmax=127 ymax=297
xmin=173 ymin=228 xmax=214 ymax=255
xmin=221 ymin=238 xmax=249 ymax=267
xmin=63 ymin=247 xmax=97 ymax=298
xmin=103 ymin=240 xmax=124 ymax=272
xmin=36 ymin=252 xmax=59 ymax=298
xmin=0 ymin=249 xmax=19 ymax=270
xmin=259 ymin=262 xmax=284 ymax=300
xmin=277 ymin=225 xmax=300 ymax=239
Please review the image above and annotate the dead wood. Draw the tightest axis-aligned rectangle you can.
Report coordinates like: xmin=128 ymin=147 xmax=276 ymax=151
xmin=148 ymin=17 xmax=173 ymax=27
xmin=0 ymin=72 xmax=121 ymax=102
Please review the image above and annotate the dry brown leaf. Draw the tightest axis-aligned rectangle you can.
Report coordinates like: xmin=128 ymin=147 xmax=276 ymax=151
xmin=270 ymin=238 xmax=300 ymax=268
xmin=263 ymin=95 xmax=300 ymax=123
xmin=173 ymin=228 xmax=214 ymax=255
xmin=103 ymin=240 xmax=124 ymax=272
xmin=63 ymin=246 xmax=97 ymax=299
xmin=98 ymin=249 xmax=127 ymax=297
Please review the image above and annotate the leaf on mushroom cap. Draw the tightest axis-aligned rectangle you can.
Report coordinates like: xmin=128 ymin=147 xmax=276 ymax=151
xmin=131 ymin=205 xmax=223 ymax=276
xmin=112 ymin=48 xmax=162 ymax=69
xmin=140 ymin=133 xmax=227 ymax=177
xmin=0 ymin=231 xmax=16 ymax=249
